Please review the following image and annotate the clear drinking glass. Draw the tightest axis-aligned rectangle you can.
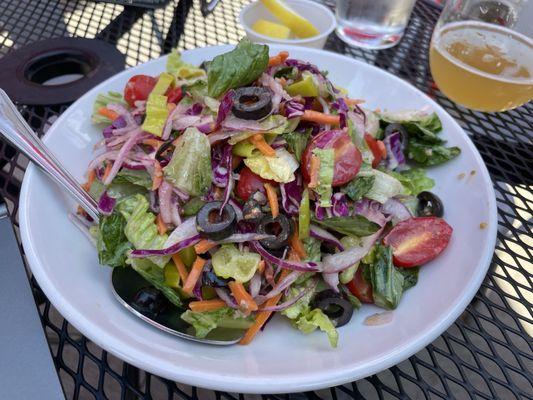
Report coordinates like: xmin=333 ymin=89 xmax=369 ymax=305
xmin=335 ymin=0 xmax=417 ymax=49
xmin=429 ymin=0 xmax=533 ymax=112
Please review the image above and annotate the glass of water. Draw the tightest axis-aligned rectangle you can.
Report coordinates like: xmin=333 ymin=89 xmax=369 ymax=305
xmin=335 ymin=0 xmax=417 ymax=49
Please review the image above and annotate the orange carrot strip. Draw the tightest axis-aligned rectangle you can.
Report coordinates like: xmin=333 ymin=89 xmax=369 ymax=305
xmin=167 ymin=102 xmax=176 ymax=112
xmin=189 ymin=299 xmax=226 ymax=312
xmin=301 ymin=110 xmax=340 ymax=125
xmin=156 ymin=214 xmax=167 ymax=235
xmin=194 ymin=239 xmax=217 ymax=254
xmin=268 ymin=51 xmax=289 ymax=67
xmin=377 ymin=140 xmax=387 ymax=158
xmin=102 ymin=162 xmax=113 ymax=182
xmin=143 ymin=138 xmax=162 ymax=149
xmin=345 ymin=98 xmax=365 ymax=106
xmin=308 ymin=155 xmax=320 ymax=189
xmin=152 ymin=161 xmax=163 ymax=191
xmin=257 ymin=260 xmax=265 ymax=274
xmin=182 ymin=257 xmax=207 ymax=295
xmin=250 ymin=134 xmax=276 ymax=157
xmin=289 ymin=231 xmax=307 ymax=260
xmin=82 ymin=169 xmax=96 ymax=192
xmin=264 ymin=182 xmax=279 ymax=218
xmin=172 ymin=254 xmax=189 ymax=282
xmin=228 ymin=281 xmax=258 ymax=315
xmin=98 ymin=107 xmax=119 ymax=121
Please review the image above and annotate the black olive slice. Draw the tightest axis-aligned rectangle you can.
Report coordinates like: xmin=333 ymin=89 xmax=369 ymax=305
xmin=312 ymin=290 xmax=353 ymax=328
xmin=131 ymin=287 xmax=168 ymax=318
xmin=257 ymin=214 xmax=293 ymax=250
xmin=202 ymin=270 xmax=230 ymax=287
xmin=155 ymin=138 xmax=175 ymax=162
xmin=232 ymin=87 xmax=272 ymax=120
xmin=417 ymin=191 xmax=444 ymax=217
xmin=196 ymin=201 xmax=237 ymax=241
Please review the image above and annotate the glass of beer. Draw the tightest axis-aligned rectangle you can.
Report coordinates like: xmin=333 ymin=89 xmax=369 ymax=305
xmin=429 ymin=0 xmax=533 ymax=112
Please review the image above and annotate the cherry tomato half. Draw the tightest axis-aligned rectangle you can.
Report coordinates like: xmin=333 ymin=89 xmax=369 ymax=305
xmin=236 ymin=167 xmax=272 ymax=201
xmin=346 ymin=267 xmax=373 ymax=303
xmin=302 ymin=130 xmax=362 ymax=186
xmin=166 ymin=86 xmax=183 ymax=104
xmin=124 ymin=75 xmax=157 ymax=107
xmin=383 ymin=217 xmax=453 ymax=268
xmin=364 ymin=134 xmax=385 ymax=168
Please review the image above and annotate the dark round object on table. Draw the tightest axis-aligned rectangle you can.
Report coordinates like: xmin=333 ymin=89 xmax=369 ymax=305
xmin=417 ymin=191 xmax=444 ymax=217
xmin=257 ymin=214 xmax=293 ymax=250
xmin=130 ymin=287 xmax=168 ymax=319
xmin=0 ymin=37 xmax=125 ymax=105
xmin=196 ymin=201 xmax=237 ymax=241
xmin=232 ymin=87 xmax=272 ymax=120
xmin=311 ymin=290 xmax=353 ymax=327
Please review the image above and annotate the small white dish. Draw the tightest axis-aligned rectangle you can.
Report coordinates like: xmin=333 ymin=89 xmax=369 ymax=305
xmin=239 ymin=0 xmax=336 ymax=49
xmin=19 ymin=44 xmax=497 ymax=394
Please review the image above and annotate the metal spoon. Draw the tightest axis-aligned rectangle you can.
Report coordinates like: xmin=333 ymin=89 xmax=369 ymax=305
xmin=0 ymin=89 xmax=242 ymax=345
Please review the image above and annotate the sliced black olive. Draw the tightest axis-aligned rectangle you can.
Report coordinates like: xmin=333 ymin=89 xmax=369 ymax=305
xmin=384 ymin=123 xmax=408 ymax=151
xmin=131 ymin=287 xmax=168 ymax=318
xmin=196 ymin=201 xmax=237 ymax=241
xmin=311 ymin=290 xmax=353 ymax=328
xmin=243 ymin=197 xmax=264 ymax=222
xmin=417 ymin=191 xmax=444 ymax=217
xmin=257 ymin=214 xmax=293 ymax=250
xmin=202 ymin=270 xmax=230 ymax=287
xmin=155 ymin=138 xmax=175 ymax=163
xmin=232 ymin=87 xmax=272 ymax=120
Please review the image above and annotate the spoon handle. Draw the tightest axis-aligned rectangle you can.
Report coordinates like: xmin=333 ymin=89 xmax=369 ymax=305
xmin=0 ymin=89 xmax=99 ymax=221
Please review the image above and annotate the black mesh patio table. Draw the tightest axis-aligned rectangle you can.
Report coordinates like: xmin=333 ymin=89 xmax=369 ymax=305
xmin=0 ymin=0 xmax=531 ymax=399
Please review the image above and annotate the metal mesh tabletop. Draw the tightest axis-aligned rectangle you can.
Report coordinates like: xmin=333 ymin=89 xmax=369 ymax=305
xmin=0 ymin=1 xmax=531 ymax=399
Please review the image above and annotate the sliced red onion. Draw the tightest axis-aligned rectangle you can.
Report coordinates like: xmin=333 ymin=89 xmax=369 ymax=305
xmin=158 ymin=180 xmax=173 ymax=224
xmin=249 ymin=272 xmax=262 ymax=299
xmin=103 ymin=116 xmax=127 ymax=138
xmin=261 ymin=278 xmax=318 ymax=311
xmin=309 ymin=225 xmax=344 ymax=251
xmin=172 ymin=115 xmax=214 ymax=131
xmin=163 ymin=98 xmax=191 ymax=139
xmin=382 ymin=197 xmax=412 ymax=222
xmin=332 ymin=192 xmax=349 ymax=217
xmin=196 ymin=122 xmax=213 ymax=134
xmin=216 ymin=233 xmax=274 ymax=244
xmin=107 ymin=103 xmax=135 ymax=126
xmin=222 ymin=115 xmax=284 ymax=131
xmin=383 ymin=131 xmax=406 ymax=170
xmin=130 ymin=234 xmax=200 ymax=257
xmin=149 ymin=190 xmax=160 ymax=214
xmin=88 ymin=150 xmax=120 ymax=171
xmin=322 ymin=272 xmax=340 ymax=292
xmin=122 ymin=162 xmax=146 ymax=170
xmin=164 ymin=217 xmax=198 ymax=247
xmin=171 ymin=196 xmax=182 ymax=227
xmin=172 ymin=186 xmax=190 ymax=202
xmin=186 ymin=103 xmax=203 ymax=116
xmin=103 ymin=127 xmax=145 ymax=185
xmin=280 ymin=176 xmax=302 ymax=216
xmin=216 ymin=89 xmax=235 ymax=126
xmin=347 ymin=109 xmax=365 ymax=140
xmin=259 ymin=73 xmax=289 ymax=112
xmin=255 ymin=270 xmax=301 ymax=305
xmin=212 ymin=144 xmax=232 ymax=188
xmin=249 ymin=242 xmax=321 ymax=272
xmin=214 ymin=287 xmax=238 ymax=309
xmin=97 ymin=191 xmax=116 ymax=215
xmin=285 ymin=59 xmax=321 ymax=75
xmin=322 ymin=228 xmax=383 ymax=273
xmin=354 ymin=199 xmax=388 ymax=227
xmin=331 ymin=98 xmax=349 ymax=114
xmin=207 ymin=130 xmax=233 ymax=145
xmin=315 ymin=203 xmax=333 ymax=221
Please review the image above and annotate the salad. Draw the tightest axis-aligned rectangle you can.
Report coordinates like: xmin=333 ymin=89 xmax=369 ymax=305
xmin=79 ymin=39 xmax=460 ymax=347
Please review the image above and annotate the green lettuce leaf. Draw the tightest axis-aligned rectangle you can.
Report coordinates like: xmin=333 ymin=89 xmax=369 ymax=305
xmin=407 ymin=139 xmax=461 ymax=167
xmin=312 ymin=216 xmax=380 ymax=237
xmin=368 ymin=245 xmax=404 ymax=310
xmin=342 ymin=175 xmax=375 ymax=201
xmin=151 ymin=72 xmax=174 ymax=96
xmin=227 ymin=115 xmax=289 ymax=145
xmin=117 ymin=194 xmax=169 ymax=268
xmin=302 ymin=236 xmax=321 ymax=262
xmin=399 ymin=266 xmax=419 ymax=291
xmin=181 ymin=307 xmax=254 ymax=338
xmin=142 ymin=93 xmax=169 ymax=137
xmin=207 ymin=39 xmax=269 ymax=98
xmin=380 ymin=111 xmax=443 ymax=143
xmin=167 ymin=52 xmax=206 ymax=85
xmin=211 ymin=244 xmax=260 ymax=283
xmin=92 ymin=91 xmax=126 ymax=124
xmin=281 ymin=278 xmax=317 ymax=320
xmin=164 ymin=127 xmax=212 ymax=196
xmin=244 ymin=148 xmax=298 ymax=183
xmin=312 ymin=148 xmax=334 ymax=207
xmin=294 ymin=308 xmax=339 ymax=348
xmin=386 ymin=168 xmax=434 ymax=195
xmin=283 ymin=129 xmax=310 ymax=163
xmin=95 ymin=212 xmax=131 ymax=267
xmin=182 ymin=197 xmax=205 ymax=216
xmin=357 ymin=167 xmax=405 ymax=203
xmin=113 ymin=169 xmax=152 ymax=190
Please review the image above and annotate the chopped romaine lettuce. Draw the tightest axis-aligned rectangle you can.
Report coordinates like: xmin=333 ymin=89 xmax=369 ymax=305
xmin=284 ymin=129 xmax=311 ymax=163
xmin=294 ymin=308 xmax=339 ymax=348
xmin=181 ymin=307 xmax=254 ymax=338
xmin=407 ymin=139 xmax=461 ymax=166
xmin=357 ymin=167 xmax=405 ymax=204
xmin=151 ymin=72 xmax=174 ymax=95
xmin=92 ymin=91 xmax=126 ymax=124
xmin=281 ymin=278 xmax=317 ymax=320
xmin=244 ymin=148 xmax=298 ymax=183
xmin=142 ymin=93 xmax=168 ymax=137
xmin=94 ymin=212 xmax=131 ymax=267
xmin=312 ymin=216 xmax=380 ymax=237
xmin=113 ymin=169 xmax=152 ymax=190
xmin=312 ymin=148 xmax=334 ymax=207
xmin=211 ymin=244 xmax=260 ymax=283
xmin=386 ymin=168 xmax=435 ymax=195
xmin=164 ymin=127 xmax=212 ymax=196
xmin=367 ymin=245 xmax=404 ymax=310
xmin=166 ymin=52 xmax=206 ymax=85
xmin=342 ymin=175 xmax=375 ymax=201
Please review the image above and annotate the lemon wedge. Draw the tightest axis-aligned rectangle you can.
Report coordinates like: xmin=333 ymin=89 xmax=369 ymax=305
xmin=260 ymin=0 xmax=320 ymax=38
xmin=252 ymin=19 xmax=291 ymax=39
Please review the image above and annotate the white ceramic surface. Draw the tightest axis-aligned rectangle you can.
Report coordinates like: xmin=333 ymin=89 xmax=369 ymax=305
xmin=239 ymin=0 xmax=336 ymax=48
xmin=19 ymin=44 xmax=497 ymax=394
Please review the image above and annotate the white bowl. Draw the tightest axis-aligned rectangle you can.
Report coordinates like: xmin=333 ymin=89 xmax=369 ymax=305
xmin=239 ymin=0 xmax=336 ymax=49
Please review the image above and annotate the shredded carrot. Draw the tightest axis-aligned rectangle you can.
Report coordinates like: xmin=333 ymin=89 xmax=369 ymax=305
xmin=268 ymin=51 xmax=289 ymax=67
xmin=182 ymin=256 xmax=206 ymax=295
xmin=301 ymin=109 xmax=340 ymax=125
xmin=239 ymin=269 xmax=290 ymax=345
xmin=264 ymin=182 xmax=279 ymax=218
xmin=171 ymin=253 xmax=189 ymax=282
xmin=194 ymin=239 xmax=217 ymax=254
xmin=77 ymin=205 xmax=87 ymax=217
xmin=278 ymin=77 xmax=287 ymax=86
xmin=287 ymin=249 xmax=301 ymax=262
xmin=152 ymin=161 xmax=163 ymax=191
xmin=228 ymin=281 xmax=258 ymax=315
xmin=308 ymin=155 xmax=320 ymax=189
xmin=156 ymin=214 xmax=167 ymax=235
xmin=82 ymin=169 xmax=96 ymax=192
xmin=345 ymin=98 xmax=365 ymax=106
xmin=257 ymin=260 xmax=265 ymax=274
xmin=377 ymin=140 xmax=387 ymax=158
xmin=189 ymin=299 xmax=226 ymax=312
xmin=249 ymin=134 xmax=276 ymax=157
xmin=143 ymin=138 xmax=162 ymax=149
xmin=167 ymin=102 xmax=176 ymax=112
xmin=289 ymin=231 xmax=307 ymax=260
xmin=102 ymin=162 xmax=113 ymax=182
xmin=98 ymin=107 xmax=119 ymax=121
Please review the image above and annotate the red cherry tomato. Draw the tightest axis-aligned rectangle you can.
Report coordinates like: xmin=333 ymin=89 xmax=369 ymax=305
xmin=383 ymin=217 xmax=453 ymax=268
xmin=346 ymin=267 xmax=373 ymax=303
xmin=166 ymin=86 xmax=183 ymax=104
xmin=236 ymin=167 xmax=271 ymax=201
xmin=124 ymin=75 xmax=157 ymax=107
xmin=302 ymin=130 xmax=362 ymax=186
xmin=364 ymin=134 xmax=385 ymax=168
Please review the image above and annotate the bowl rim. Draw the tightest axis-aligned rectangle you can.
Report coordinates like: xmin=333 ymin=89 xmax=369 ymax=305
xmin=239 ymin=0 xmax=336 ymax=44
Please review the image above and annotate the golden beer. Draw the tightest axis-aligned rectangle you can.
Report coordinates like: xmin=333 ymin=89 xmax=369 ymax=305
xmin=430 ymin=21 xmax=533 ymax=112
